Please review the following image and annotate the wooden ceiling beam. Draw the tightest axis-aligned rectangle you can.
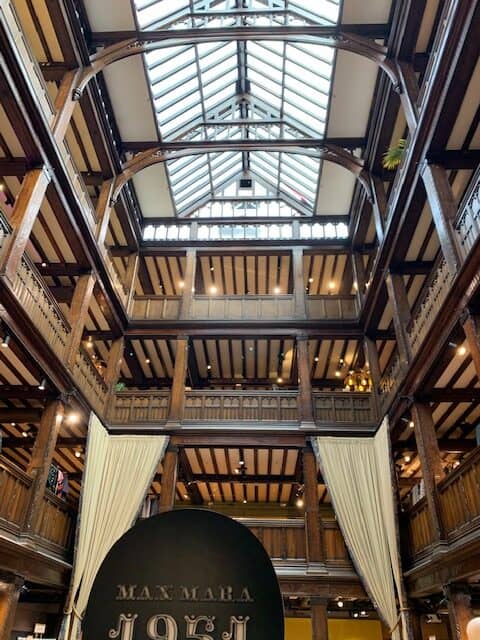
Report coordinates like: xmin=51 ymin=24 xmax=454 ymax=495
xmin=427 ymin=150 xmax=480 ymax=170
xmin=171 ymin=433 xmax=306 ymax=448
xmin=37 ymin=263 xmax=90 ymax=276
xmin=418 ymin=389 xmax=480 ymax=403
xmin=394 ymin=438 xmax=476 ymax=454
xmin=2 ymin=436 xmax=86 ymax=449
xmin=0 ymin=408 xmax=42 ymax=422
xmin=390 ymin=260 xmax=435 ymax=275
xmin=0 ymin=385 xmax=55 ymax=400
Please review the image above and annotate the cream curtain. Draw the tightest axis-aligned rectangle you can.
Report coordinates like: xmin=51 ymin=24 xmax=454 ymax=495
xmin=313 ymin=418 xmax=407 ymax=640
xmin=61 ymin=414 xmax=168 ymax=640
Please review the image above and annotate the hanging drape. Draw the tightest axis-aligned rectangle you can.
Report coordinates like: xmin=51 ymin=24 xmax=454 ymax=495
xmin=60 ymin=414 xmax=168 ymax=640
xmin=313 ymin=418 xmax=407 ymax=640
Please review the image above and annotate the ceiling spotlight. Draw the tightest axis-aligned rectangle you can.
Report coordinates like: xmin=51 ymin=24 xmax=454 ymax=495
xmin=353 ymin=612 xmax=359 ymax=618
xmin=404 ymin=455 xmax=411 ymax=463
xmin=274 ymin=286 xmax=280 ymax=294
xmin=335 ymin=370 xmax=341 ymax=378
xmin=74 ymin=449 xmax=82 ymax=458
xmin=235 ymin=468 xmax=240 ymax=474
xmin=183 ymin=494 xmax=189 ymax=499
xmin=38 ymin=378 xmax=47 ymax=391
xmin=1 ymin=333 xmax=10 ymax=348
xmin=295 ymin=497 xmax=304 ymax=508
xmin=145 ymin=358 xmax=151 ymax=364
xmin=207 ymin=364 xmax=212 ymax=370
xmin=314 ymin=356 xmax=319 ymax=362
xmin=243 ymin=499 xmax=247 ymax=504
xmin=409 ymin=420 xmax=414 ymax=428
xmin=328 ymin=281 xmax=335 ymax=290
xmin=210 ymin=285 xmax=217 ymax=294
xmin=337 ymin=600 xmax=344 ymax=608
xmin=41 ymin=261 xmax=47 ymax=268
xmin=10 ymin=422 xmax=15 ymax=427
xmin=308 ymin=277 xmax=314 ymax=283
xmin=178 ymin=281 xmax=185 ymax=289
xmin=86 ymin=337 xmax=94 ymax=348
xmin=457 ymin=345 xmax=467 ymax=356
xmin=277 ymin=377 xmax=283 ymax=384
xmin=66 ymin=412 xmax=80 ymax=425
xmin=453 ymin=460 xmax=460 ymax=468
xmin=360 ymin=611 xmax=367 ymax=617
xmin=22 ymin=430 xmax=29 ymax=438
xmin=353 ymin=281 xmax=358 ymax=291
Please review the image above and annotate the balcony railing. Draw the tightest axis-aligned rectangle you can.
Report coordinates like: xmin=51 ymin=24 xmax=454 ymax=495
xmin=131 ymin=294 xmax=359 ymax=321
xmin=109 ymin=391 xmax=170 ymax=424
xmin=406 ymin=257 xmax=454 ymax=357
xmin=58 ymin=139 xmax=97 ymax=231
xmin=313 ymin=392 xmax=376 ymax=425
xmin=73 ymin=346 xmax=109 ymax=415
xmin=378 ymin=348 xmax=403 ymax=411
xmin=407 ymin=446 xmax=480 ymax=558
xmin=183 ymin=391 xmax=299 ymax=423
xmin=456 ymin=165 xmax=480 ymax=259
xmin=0 ymin=455 xmax=74 ymax=555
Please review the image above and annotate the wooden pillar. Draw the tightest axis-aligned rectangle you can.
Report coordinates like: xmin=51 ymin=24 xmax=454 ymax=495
xmin=104 ymin=336 xmax=124 ymax=390
xmin=65 ymin=273 xmax=95 ymax=368
xmin=159 ymin=445 xmax=178 ymax=513
xmin=462 ymin=312 xmax=480 ymax=379
xmin=168 ymin=336 xmax=188 ymax=424
xmin=24 ymin=400 xmax=64 ymax=534
xmin=95 ymin=179 xmax=115 ymax=249
xmin=52 ymin=69 xmax=82 ymax=143
xmin=370 ymin=175 xmax=387 ymax=243
xmin=311 ymin=598 xmax=329 ymax=640
xmin=180 ymin=248 xmax=197 ymax=319
xmin=386 ymin=272 xmax=412 ymax=366
xmin=125 ymin=252 xmax=139 ymax=315
xmin=297 ymin=335 xmax=314 ymax=424
xmin=303 ymin=447 xmax=323 ymax=562
xmin=444 ymin=584 xmax=473 ymax=640
xmin=0 ymin=571 xmax=24 ymax=640
xmin=352 ymin=252 xmax=366 ymax=306
xmin=421 ymin=164 xmax=462 ymax=275
xmin=0 ymin=167 xmax=51 ymax=283
xmin=411 ymin=402 xmax=446 ymax=542
xmin=292 ymin=247 xmax=306 ymax=319
xmin=364 ymin=335 xmax=382 ymax=417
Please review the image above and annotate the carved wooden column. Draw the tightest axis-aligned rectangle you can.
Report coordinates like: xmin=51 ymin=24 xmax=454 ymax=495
xmin=104 ymin=336 xmax=125 ymax=415
xmin=370 ymin=175 xmax=387 ymax=243
xmin=65 ymin=272 xmax=96 ymax=368
xmin=0 ymin=571 xmax=24 ymax=640
xmin=292 ymin=247 xmax=307 ymax=319
xmin=95 ymin=179 xmax=115 ymax=249
xmin=24 ymin=400 xmax=64 ymax=534
xmin=180 ymin=248 xmax=197 ymax=319
xmin=52 ymin=68 xmax=82 ymax=143
xmin=444 ymin=584 xmax=473 ymax=640
xmin=159 ymin=444 xmax=178 ymax=513
xmin=411 ymin=402 xmax=446 ymax=543
xmin=421 ymin=164 xmax=462 ymax=275
xmin=125 ymin=252 xmax=139 ymax=315
xmin=303 ymin=447 xmax=323 ymax=562
xmin=386 ymin=272 xmax=412 ymax=367
xmin=364 ymin=336 xmax=382 ymax=418
xmin=462 ymin=311 xmax=480 ymax=379
xmin=168 ymin=336 xmax=189 ymax=425
xmin=297 ymin=335 xmax=314 ymax=425
xmin=311 ymin=598 xmax=329 ymax=640
xmin=0 ymin=167 xmax=51 ymax=283
xmin=352 ymin=252 xmax=367 ymax=306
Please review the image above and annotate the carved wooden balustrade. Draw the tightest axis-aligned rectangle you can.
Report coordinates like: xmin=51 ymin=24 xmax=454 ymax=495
xmin=73 ymin=346 xmax=109 ymax=416
xmin=455 ymin=165 xmax=480 ymax=259
xmin=313 ymin=392 xmax=376 ymax=426
xmin=406 ymin=256 xmax=454 ymax=357
xmin=378 ymin=349 xmax=403 ymax=413
xmin=132 ymin=296 xmax=182 ymax=320
xmin=183 ymin=391 xmax=299 ymax=423
xmin=407 ymin=447 xmax=480 ymax=559
xmin=109 ymin=391 xmax=170 ymax=424
xmin=0 ymin=455 xmax=74 ymax=555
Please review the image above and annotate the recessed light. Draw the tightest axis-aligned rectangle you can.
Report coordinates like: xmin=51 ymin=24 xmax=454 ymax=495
xmin=274 ymin=286 xmax=280 ymax=294
xmin=328 ymin=281 xmax=335 ymax=290
xmin=277 ymin=377 xmax=283 ymax=384
xmin=404 ymin=455 xmax=411 ymax=463
xmin=314 ymin=356 xmax=319 ymax=362
xmin=210 ymin=286 xmax=217 ymax=294
xmin=296 ymin=497 xmax=304 ymax=508
xmin=337 ymin=600 xmax=344 ymax=608
xmin=457 ymin=345 xmax=467 ymax=356
xmin=41 ymin=262 xmax=47 ymax=268
xmin=207 ymin=364 xmax=212 ymax=370
xmin=178 ymin=281 xmax=185 ymax=288
xmin=308 ymin=277 xmax=314 ymax=283
xmin=145 ymin=358 xmax=151 ymax=364
xmin=75 ymin=449 xmax=81 ymax=458
xmin=335 ymin=370 xmax=341 ymax=377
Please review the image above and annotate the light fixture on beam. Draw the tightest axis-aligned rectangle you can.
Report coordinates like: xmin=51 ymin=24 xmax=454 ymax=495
xmin=449 ymin=341 xmax=467 ymax=356
xmin=38 ymin=378 xmax=47 ymax=391
xmin=1 ymin=333 xmax=10 ymax=348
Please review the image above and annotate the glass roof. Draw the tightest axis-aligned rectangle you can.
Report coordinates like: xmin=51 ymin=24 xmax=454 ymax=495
xmin=133 ymin=0 xmax=341 ymax=216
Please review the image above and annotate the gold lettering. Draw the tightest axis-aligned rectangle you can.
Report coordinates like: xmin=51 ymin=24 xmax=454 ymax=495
xmin=115 ymin=585 xmax=137 ymax=600
xmin=138 ymin=585 xmax=153 ymax=600
xmin=203 ymin=588 xmax=215 ymax=601
xmin=180 ymin=586 xmax=199 ymax=601
xmin=220 ymin=586 xmax=233 ymax=601
xmin=109 ymin=613 xmax=138 ymax=640
xmin=239 ymin=588 xmax=253 ymax=603
xmin=147 ymin=614 xmax=178 ymax=640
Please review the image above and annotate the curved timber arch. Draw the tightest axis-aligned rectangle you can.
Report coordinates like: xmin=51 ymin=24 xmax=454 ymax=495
xmin=111 ymin=143 xmax=373 ymax=205
xmin=73 ymin=27 xmax=400 ymax=99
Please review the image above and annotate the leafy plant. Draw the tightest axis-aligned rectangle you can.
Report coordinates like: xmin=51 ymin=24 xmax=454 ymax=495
xmin=382 ymin=138 xmax=406 ymax=170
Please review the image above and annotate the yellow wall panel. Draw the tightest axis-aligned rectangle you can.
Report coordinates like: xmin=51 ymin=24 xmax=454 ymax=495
xmin=285 ymin=617 xmax=382 ymax=640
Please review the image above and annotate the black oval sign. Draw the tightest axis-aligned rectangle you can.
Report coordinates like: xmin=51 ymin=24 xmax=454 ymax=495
xmin=83 ymin=509 xmax=284 ymax=640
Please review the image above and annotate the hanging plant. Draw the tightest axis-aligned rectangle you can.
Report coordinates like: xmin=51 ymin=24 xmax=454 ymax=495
xmin=382 ymin=138 xmax=406 ymax=170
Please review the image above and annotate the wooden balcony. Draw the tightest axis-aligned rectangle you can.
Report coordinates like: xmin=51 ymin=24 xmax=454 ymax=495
xmin=131 ymin=293 xmax=358 ymax=321
xmin=108 ymin=389 xmax=377 ymax=429
xmin=73 ymin=346 xmax=109 ymax=416
xmin=406 ymin=446 xmax=480 ymax=560
xmin=455 ymin=164 xmax=480 ymax=260
xmin=0 ymin=455 xmax=75 ymax=557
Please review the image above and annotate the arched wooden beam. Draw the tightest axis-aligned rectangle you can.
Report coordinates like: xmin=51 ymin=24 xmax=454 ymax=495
xmin=110 ymin=143 xmax=373 ymax=204
xmin=72 ymin=27 xmax=399 ymax=98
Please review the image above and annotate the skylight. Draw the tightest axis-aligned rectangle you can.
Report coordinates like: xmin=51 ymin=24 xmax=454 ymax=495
xmin=134 ymin=0 xmax=341 ymax=216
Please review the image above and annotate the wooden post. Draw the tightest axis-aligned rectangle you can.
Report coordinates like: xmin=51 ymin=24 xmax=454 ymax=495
xmin=386 ymin=272 xmax=412 ymax=366
xmin=24 ymin=400 xmax=64 ymax=534
xmin=95 ymin=179 xmax=115 ymax=249
xmin=311 ymin=598 xmax=329 ymax=640
xmin=65 ymin=273 xmax=96 ymax=368
xmin=370 ymin=175 xmax=387 ymax=243
xmin=292 ymin=247 xmax=307 ymax=319
xmin=159 ymin=445 xmax=178 ymax=513
xmin=52 ymin=69 xmax=82 ymax=143
xmin=444 ymin=584 xmax=473 ymax=640
xmin=180 ymin=248 xmax=197 ymax=319
xmin=352 ymin=252 xmax=366 ymax=306
xmin=462 ymin=312 xmax=480 ymax=379
xmin=104 ymin=336 xmax=124 ymax=390
xmin=364 ymin=336 xmax=382 ymax=417
xmin=168 ymin=337 xmax=188 ymax=424
xmin=0 ymin=571 xmax=24 ymax=640
xmin=303 ymin=447 xmax=323 ymax=562
xmin=411 ymin=402 xmax=446 ymax=542
xmin=0 ymin=167 xmax=51 ymax=283
xmin=297 ymin=335 xmax=314 ymax=424
xmin=125 ymin=252 xmax=139 ymax=315
xmin=421 ymin=164 xmax=462 ymax=275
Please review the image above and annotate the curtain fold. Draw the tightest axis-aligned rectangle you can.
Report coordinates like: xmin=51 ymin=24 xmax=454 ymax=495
xmin=60 ymin=414 xmax=168 ymax=640
xmin=313 ymin=418 xmax=407 ymax=640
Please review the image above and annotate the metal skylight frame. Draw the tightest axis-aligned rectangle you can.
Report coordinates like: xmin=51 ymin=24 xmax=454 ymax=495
xmin=133 ymin=0 xmax=341 ymax=216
